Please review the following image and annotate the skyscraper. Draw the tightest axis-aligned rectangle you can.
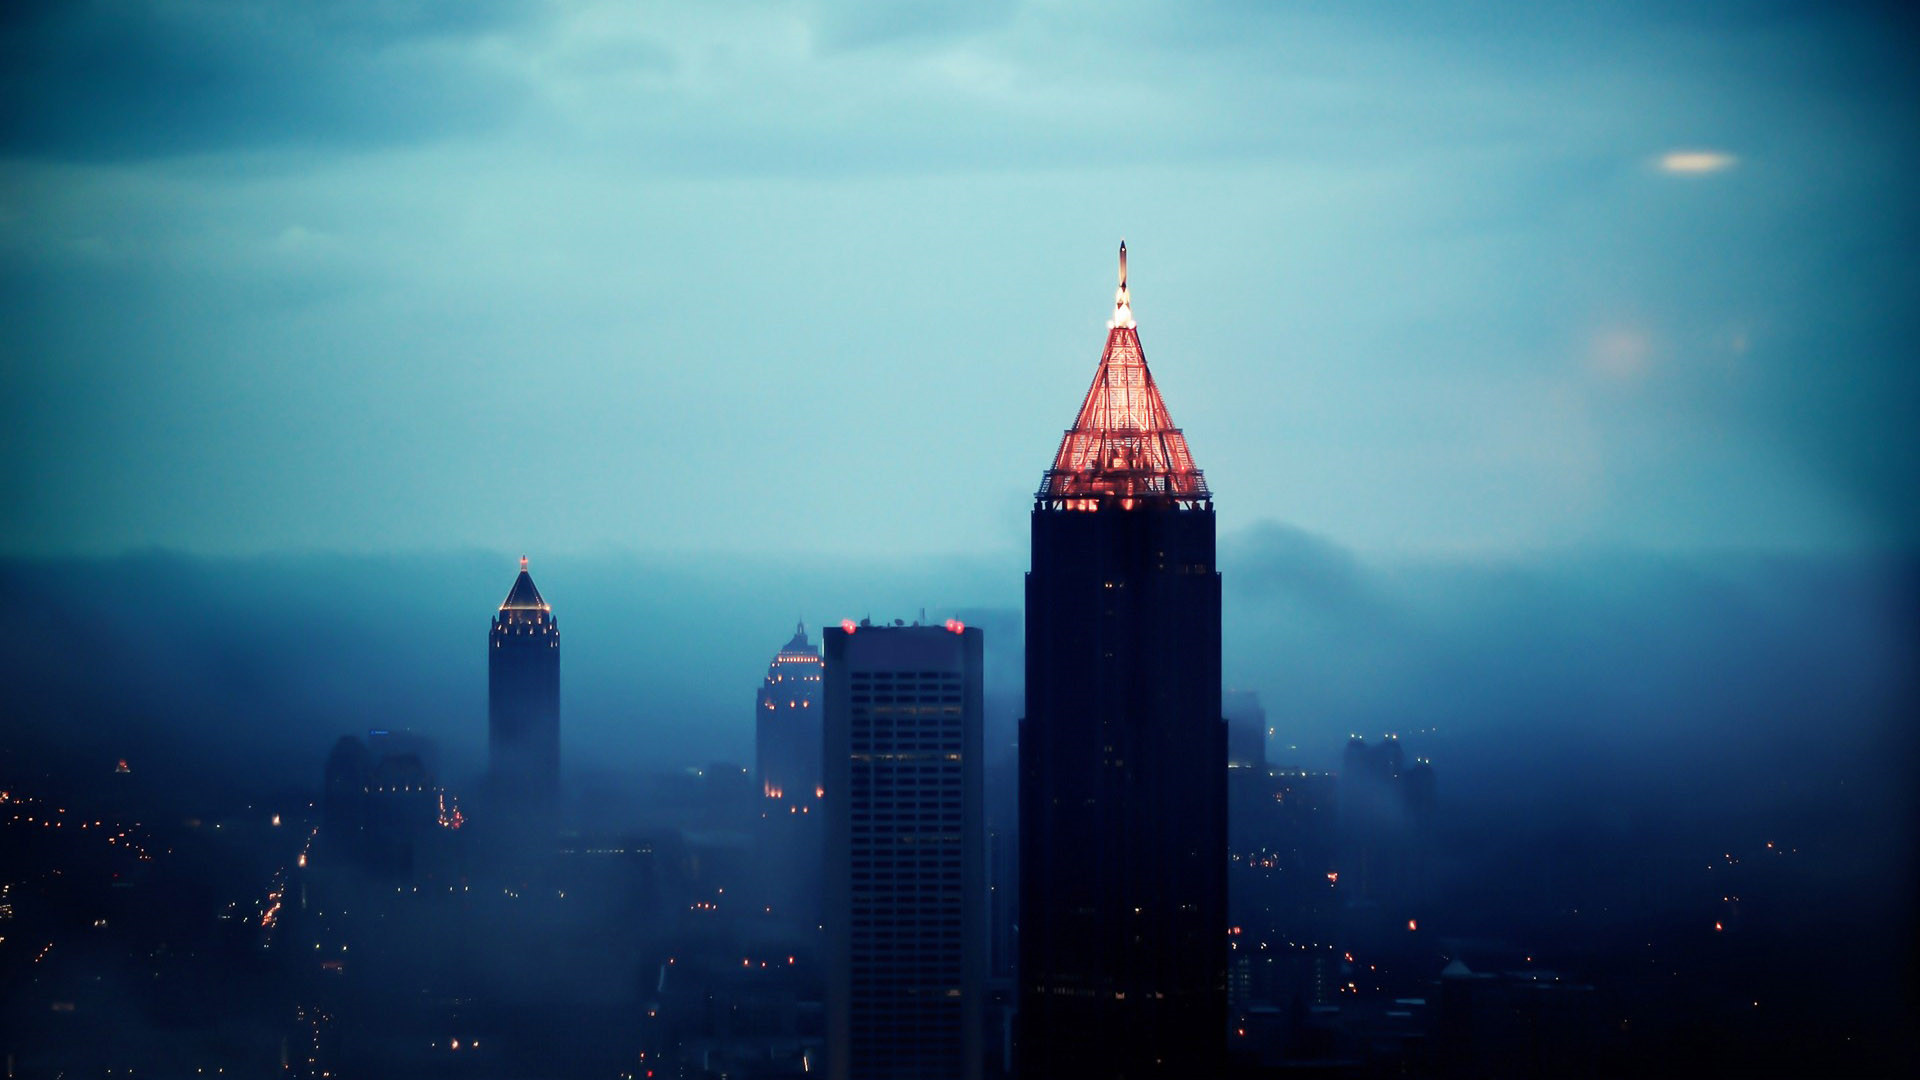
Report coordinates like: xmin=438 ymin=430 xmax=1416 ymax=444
xmin=756 ymin=622 xmax=827 ymax=927
xmin=1019 ymin=244 xmax=1227 ymax=1078
xmin=489 ymin=555 xmax=560 ymax=811
xmin=825 ymin=620 xmax=986 ymax=1080
xmin=757 ymin=621 xmax=825 ymax=804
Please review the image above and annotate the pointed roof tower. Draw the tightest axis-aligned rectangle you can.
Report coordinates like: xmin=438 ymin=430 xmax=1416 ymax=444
xmin=773 ymin=619 xmax=820 ymax=662
xmin=500 ymin=554 xmax=550 ymax=613
xmin=1038 ymin=242 xmax=1210 ymax=511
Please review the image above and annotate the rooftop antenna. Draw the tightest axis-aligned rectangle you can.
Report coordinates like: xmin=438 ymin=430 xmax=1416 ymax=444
xmin=1110 ymin=239 xmax=1134 ymax=329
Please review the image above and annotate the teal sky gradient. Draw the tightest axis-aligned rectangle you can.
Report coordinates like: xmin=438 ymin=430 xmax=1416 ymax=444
xmin=3 ymin=1 xmax=1915 ymax=558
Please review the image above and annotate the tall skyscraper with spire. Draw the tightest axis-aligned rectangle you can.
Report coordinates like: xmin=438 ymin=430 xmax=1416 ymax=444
xmin=490 ymin=556 xmax=560 ymax=810
xmin=1018 ymin=245 xmax=1227 ymax=1078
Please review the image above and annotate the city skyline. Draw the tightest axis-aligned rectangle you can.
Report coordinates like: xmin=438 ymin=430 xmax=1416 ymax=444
xmin=1 ymin=5 xmax=1914 ymax=1077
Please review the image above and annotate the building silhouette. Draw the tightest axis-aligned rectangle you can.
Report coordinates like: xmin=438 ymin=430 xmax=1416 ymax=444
xmin=1224 ymin=689 xmax=1268 ymax=771
xmin=320 ymin=731 xmax=463 ymax=881
xmin=489 ymin=555 xmax=560 ymax=813
xmin=824 ymin=620 xmax=986 ymax=1080
xmin=1337 ymin=735 xmax=1438 ymax=924
xmin=1018 ymin=245 xmax=1227 ymax=1078
xmin=757 ymin=621 xmax=825 ymax=804
xmin=755 ymin=621 xmax=827 ymax=928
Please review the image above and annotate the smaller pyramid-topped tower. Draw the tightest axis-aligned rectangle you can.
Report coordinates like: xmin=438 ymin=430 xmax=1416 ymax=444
xmin=754 ymin=621 xmax=828 ymax=929
xmin=756 ymin=621 xmax=824 ymax=803
xmin=490 ymin=555 xmax=560 ymax=810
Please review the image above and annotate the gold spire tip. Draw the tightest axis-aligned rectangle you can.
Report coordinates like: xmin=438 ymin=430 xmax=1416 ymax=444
xmin=1110 ymin=240 xmax=1135 ymax=329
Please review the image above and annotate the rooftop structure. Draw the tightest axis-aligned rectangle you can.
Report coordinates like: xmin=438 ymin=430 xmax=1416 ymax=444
xmin=499 ymin=554 xmax=550 ymax=616
xmin=1038 ymin=242 xmax=1210 ymax=510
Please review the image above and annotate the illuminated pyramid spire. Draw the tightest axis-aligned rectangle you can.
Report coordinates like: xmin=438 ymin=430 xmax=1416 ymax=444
xmin=500 ymin=554 xmax=549 ymax=613
xmin=1038 ymin=242 xmax=1210 ymax=510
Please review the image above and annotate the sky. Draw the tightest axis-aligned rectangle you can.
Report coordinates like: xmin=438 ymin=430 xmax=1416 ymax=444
xmin=3 ymin=0 xmax=1917 ymax=561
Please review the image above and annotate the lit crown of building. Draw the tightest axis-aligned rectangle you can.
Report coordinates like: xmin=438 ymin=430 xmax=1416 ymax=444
xmin=495 ymin=555 xmax=555 ymax=628
xmin=1039 ymin=241 xmax=1210 ymax=511
xmin=767 ymin=621 xmax=822 ymax=674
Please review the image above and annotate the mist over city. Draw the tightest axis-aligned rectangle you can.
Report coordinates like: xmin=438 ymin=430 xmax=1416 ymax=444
xmin=3 ymin=2 xmax=1916 ymax=1078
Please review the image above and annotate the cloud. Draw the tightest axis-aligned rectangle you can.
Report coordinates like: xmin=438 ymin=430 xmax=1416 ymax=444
xmin=1587 ymin=326 xmax=1654 ymax=379
xmin=2 ymin=1 xmax=1916 ymax=560
xmin=0 ymin=0 xmax=539 ymax=161
xmin=805 ymin=0 xmax=1019 ymax=52
xmin=1225 ymin=520 xmax=1370 ymax=612
xmin=1220 ymin=525 xmax=1919 ymax=792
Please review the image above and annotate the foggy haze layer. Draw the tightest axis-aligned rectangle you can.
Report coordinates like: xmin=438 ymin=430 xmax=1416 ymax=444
xmin=4 ymin=527 xmax=1909 ymax=831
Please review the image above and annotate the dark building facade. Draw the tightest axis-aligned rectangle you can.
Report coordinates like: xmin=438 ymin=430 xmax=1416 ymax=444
xmin=1019 ymin=245 xmax=1227 ymax=1078
xmin=755 ymin=622 xmax=827 ymax=928
xmin=320 ymin=732 xmax=462 ymax=881
xmin=824 ymin=620 xmax=986 ymax=1080
xmin=1337 ymin=735 xmax=1438 ymax=927
xmin=757 ymin=621 xmax=825 ymax=804
xmin=489 ymin=556 xmax=560 ymax=810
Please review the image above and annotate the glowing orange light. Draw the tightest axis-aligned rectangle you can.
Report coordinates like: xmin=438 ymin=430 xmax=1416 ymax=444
xmin=945 ymin=618 xmax=965 ymax=633
xmin=1407 ymin=919 xmax=1417 ymax=931
xmin=1659 ymin=150 xmax=1736 ymax=175
xmin=841 ymin=619 xmax=857 ymax=634
xmin=1040 ymin=244 xmax=1209 ymax=509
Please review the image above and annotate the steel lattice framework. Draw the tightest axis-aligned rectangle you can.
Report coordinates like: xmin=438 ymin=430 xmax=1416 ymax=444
xmin=1038 ymin=244 xmax=1211 ymax=511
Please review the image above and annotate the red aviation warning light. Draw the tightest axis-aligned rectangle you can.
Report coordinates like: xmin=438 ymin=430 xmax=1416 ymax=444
xmin=1038 ymin=242 xmax=1210 ymax=511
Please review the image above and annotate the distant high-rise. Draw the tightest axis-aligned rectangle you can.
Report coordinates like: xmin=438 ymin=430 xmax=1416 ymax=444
xmin=755 ymin=621 xmax=827 ymax=927
xmin=1338 ymin=735 xmax=1437 ymax=909
xmin=825 ymin=620 xmax=986 ymax=1080
xmin=757 ymin=621 xmax=824 ymax=804
xmin=489 ymin=556 xmax=560 ymax=809
xmin=1019 ymin=245 xmax=1227 ymax=1078
xmin=1224 ymin=689 xmax=1268 ymax=771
